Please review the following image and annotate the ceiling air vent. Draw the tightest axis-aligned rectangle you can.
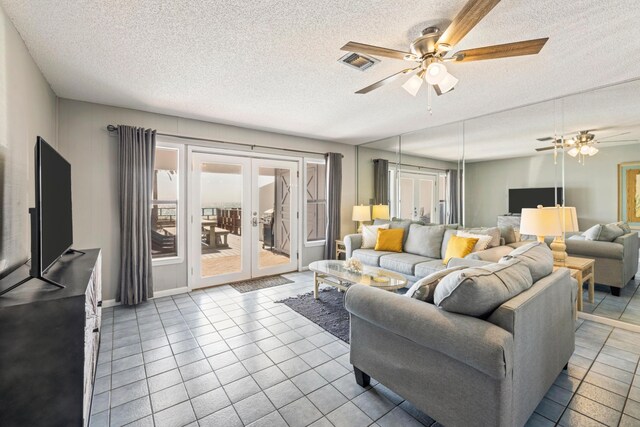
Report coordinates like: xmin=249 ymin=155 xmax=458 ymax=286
xmin=338 ymin=52 xmax=379 ymax=71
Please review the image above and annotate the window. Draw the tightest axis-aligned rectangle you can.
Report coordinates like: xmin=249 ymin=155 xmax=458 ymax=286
xmin=305 ymin=160 xmax=327 ymax=243
xmin=151 ymin=146 xmax=181 ymax=261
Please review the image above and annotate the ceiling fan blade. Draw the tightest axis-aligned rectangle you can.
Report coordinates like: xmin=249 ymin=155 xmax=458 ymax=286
xmin=535 ymin=146 xmax=558 ymax=152
xmin=452 ymin=38 xmax=548 ymax=62
xmin=597 ymin=139 xmax=638 ymax=144
xmin=341 ymin=41 xmax=412 ymax=61
xmin=355 ymin=67 xmax=418 ymax=94
xmin=597 ymin=132 xmax=631 ymax=140
xmin=436 ymin=0 xmax=501 ymax=49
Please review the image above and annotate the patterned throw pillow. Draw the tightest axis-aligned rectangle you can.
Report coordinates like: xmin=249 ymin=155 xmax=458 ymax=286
xmin=361 ymin=224 xmax=389 ymax=249
xmin=405 ymin=266 xmax=466 ymax=303
xmin=613 ymin=221 xmax=632 ymax=234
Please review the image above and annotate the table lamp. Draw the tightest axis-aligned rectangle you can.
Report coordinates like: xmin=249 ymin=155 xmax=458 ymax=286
xmin=352 ymin=205 xmax=371 ymax=233
xmin=519 ymin=205 xmax=562 ymax=248
xmin=545 ymin=206 xmax=579 ymax=265
xmin=372 ymin=204 xmax=390 ymax=221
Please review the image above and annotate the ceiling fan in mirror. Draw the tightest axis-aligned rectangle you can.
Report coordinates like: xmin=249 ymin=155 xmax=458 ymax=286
xmin=535 ymin=130 xmax=635 ymax=164
xmin=340 ymin=0 xmax=549 ymax=113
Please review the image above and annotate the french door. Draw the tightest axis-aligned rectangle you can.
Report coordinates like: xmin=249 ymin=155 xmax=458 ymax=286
xmin=190 ymin=152 xmax=298 ymax=288
xmin=395 ymin=171 xmax=439 ymax=223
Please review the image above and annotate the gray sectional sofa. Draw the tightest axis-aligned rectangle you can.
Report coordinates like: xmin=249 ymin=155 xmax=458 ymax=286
xmin=344 ymin=222 xmax=506 ymax=284
xmin=345 ymin=253 xmax=576 ymax=427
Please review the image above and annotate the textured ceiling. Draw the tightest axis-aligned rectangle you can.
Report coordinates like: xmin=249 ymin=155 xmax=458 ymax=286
xmin=2 ymin=0 xmax=640 ymax=145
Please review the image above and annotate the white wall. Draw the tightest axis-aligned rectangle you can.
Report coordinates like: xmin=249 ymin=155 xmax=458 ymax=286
xmin=465 ymin=144 xmax=640 ymax=228
xmin=0 ymin=5 xmax=57 ymax=276
xmin=57 ymin=99 xmax=356 ymax=301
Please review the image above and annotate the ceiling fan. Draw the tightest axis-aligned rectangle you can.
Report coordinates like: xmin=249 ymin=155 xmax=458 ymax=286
xmin=535 ymin=130 xmax=635 ymax=163
xmin=341 ymin=0 xmax=549 ymax=103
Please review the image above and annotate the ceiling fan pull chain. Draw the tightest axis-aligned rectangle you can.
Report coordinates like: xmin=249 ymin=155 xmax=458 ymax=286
xmin=427 ymin=85 xmax=433 ymax=115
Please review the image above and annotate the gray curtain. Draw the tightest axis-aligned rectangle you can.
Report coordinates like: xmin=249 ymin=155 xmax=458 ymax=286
xmin=447 ymin=169 xmax=459 ymax=225
xmin=117 ymin=125 xmax=155 ymax=305
xmin=324 ymin=153 xmax=342 ymax=259
xmin=373 ymin=159 xmax=389 ymax=205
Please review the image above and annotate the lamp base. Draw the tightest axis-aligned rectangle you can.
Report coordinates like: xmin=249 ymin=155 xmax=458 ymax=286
xmin=550 ymin=237 xmax=567 ymax=265
xmin=357 ymin=221 xmax=365 ymax=233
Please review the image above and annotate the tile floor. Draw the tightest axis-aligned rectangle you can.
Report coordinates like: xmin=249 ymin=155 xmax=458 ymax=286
xmin=91 ymin=271 xmax=640 ymax=427
xmin=581 ymin=272 xmax=640 ymax=326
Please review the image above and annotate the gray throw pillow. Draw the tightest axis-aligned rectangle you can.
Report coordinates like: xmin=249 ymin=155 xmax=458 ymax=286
xmin=499 ymin=241 xmax=553 ymax=282
xmin=462 ymin=227 xmax=501 ymax=248
xmin=434 ymin=259 xmax=533 ymax=318
xmin=405 ymin=266 xmax=466 ymax=303
xmin=583 ymin=224 xmax=624 ymax=242
xmin=499 ymin=225 xmax=517 ymax=244
xmin=614 ymin=221 xmax=632 ymax=234
xmin=404 ymin=224 xmax=446 ymax=258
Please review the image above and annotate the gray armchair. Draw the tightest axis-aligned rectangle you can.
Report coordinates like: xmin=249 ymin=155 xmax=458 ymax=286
xmin=345 ymin=268 xmax=576 ymax=427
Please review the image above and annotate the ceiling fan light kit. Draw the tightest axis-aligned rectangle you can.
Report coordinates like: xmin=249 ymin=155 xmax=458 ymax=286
xmin=339 ymin=0 xmax=549 ymax=113
xmin=536 ymin=130 xmax=632 ymax=164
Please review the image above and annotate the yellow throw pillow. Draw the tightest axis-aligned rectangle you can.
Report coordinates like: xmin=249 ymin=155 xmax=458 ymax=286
xmin=443 ymin=235 xmax=479 ymax=264
xmin=375 ymin=228 xmax=404 ymax=252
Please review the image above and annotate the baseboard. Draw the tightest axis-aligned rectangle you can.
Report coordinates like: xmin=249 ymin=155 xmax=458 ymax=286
xmin=578 ymin=312 xmax=640 ymax=333
xmin=101 ymin=286 xmax=190 ymax=308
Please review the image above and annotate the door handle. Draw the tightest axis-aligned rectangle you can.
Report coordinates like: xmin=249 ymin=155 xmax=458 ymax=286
xmin=252 ymin=217 xmax=258 ymax=227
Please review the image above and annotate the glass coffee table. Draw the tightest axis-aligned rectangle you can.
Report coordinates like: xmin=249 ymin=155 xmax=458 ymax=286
xmin=308 ymin=260 xmax=408 ymax=299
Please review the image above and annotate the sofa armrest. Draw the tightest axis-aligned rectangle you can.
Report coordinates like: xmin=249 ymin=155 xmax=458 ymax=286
xmin=345 ymin=285 xmax=513 ymax=379
xmin=447 ymin=257 xmax=493 ymax=268
xmin=344 ymin=234 xmax=362 ymax=258
xmin=616 ymin=232 xmax=639 ymax=282
xmin=470 ymin=245 xmax=514 ymax=262
xmin=565 ymin=239 xmax=624 ymax=260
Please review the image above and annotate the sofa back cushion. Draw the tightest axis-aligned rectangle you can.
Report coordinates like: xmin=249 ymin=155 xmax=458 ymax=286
xmin=373 ymin=219 xmax=413 ymax=245
xmin=405 ymin=266 xmax=466 ymax=303
xmin=499 ymin=225 xmax=517 ymax=244
xmin=440 ymin=228 xmax=458 ymax=259
xmin=434 ymin=259 xmax=533 ymax=317
xmin=362 ymin=224 xmax=389 ymax=248
xmin=499 ymin=241 xmax=553 ymax=282
xmin=404 ymin=224 xmax=446 ymax=258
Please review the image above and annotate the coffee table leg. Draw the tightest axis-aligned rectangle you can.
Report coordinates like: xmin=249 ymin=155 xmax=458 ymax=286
xmin=314 ymin=272 xmax=319 ymax=299
xmin=576 ymin=271 xmax=583 ymax=312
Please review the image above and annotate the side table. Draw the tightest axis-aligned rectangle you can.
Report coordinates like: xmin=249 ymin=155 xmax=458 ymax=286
xmin=335 ymin=239 xmax=346 ymax=260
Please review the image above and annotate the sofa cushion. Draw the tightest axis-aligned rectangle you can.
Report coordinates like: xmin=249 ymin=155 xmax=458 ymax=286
xmin=415 ymin=259 xmax=448 ymax=277
xmin=405 ymin=266 xmax=466 ymax=303
xmin=462 ymin=227 xmax=501 ymax=248
xmin=374 ymin=228 xmax=404 ymax=252
xmin=352 ymin=249 xmax=394 ymax=266
xmin=373 ymin=219 xmax=413 ymax=245
xmin=434 ymin=258 xmax=533 ymax=317
xmin=499 ymin=225 xmax=517 ymax=245
xmin=500 ymin=241 xmax=553 ymax=282
xmin=379 ymin=253 xmax=432 ymax=276
xmin=362 ymin=224 xmax=389 ymax=248
xmin=404 ymin=224 xmax=446 ymax=258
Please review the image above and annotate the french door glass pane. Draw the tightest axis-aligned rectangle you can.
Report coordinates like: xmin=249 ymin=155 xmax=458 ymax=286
xmin=200 ymin=162 xmax=243 ymax=278
xmin=151 ymin=203 xmax=177 ymax=258
xmin=258 ymin=167 xmax=291 ymax=269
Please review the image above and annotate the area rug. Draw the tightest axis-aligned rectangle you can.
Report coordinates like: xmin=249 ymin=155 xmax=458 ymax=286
xmin=276 ymin=288 xmax=350 ymax=343
xmin=230 ymin=275 xmax=294 ymax=293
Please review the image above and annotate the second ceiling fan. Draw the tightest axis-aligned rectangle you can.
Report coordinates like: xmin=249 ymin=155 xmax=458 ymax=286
xmin=342 ymin=0 xmax=549 ymax=97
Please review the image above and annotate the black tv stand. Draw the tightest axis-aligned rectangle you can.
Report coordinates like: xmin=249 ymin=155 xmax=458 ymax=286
xmin=0 ymin=271 xmax=65 ymax=297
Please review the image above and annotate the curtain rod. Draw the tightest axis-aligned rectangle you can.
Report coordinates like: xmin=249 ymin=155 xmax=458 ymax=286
xmin=106 ymin=125 xmax=342 ymax=158
xmin=375 ymin=158 xmax=449 ymax=172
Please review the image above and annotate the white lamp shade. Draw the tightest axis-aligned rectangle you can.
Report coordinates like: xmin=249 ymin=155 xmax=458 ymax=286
xmin=520 ymin=207 xmax=562 ymax=237
xmin=543 ymin=206 xmax=579 ymax=232
xmin=425 ymin=63 xmax=447 ymax=85
xmin=371 ymin=204 xmax=390 ymax=220
xmin=567 ymin=147 xmax=579 ymax=157
xmin=352 ymin=205 xmax=371 ymax=222
xmin=435 ymin=72 xmax=458 ymax=94
xmin=588 ymin=146 xmax=599 ymax=156
xmin=402 ymin=74 xmax=424 ymax=96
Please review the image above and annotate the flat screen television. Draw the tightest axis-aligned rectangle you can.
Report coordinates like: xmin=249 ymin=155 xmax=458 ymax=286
xmin=31 ymin=136 xmax=73 ymax=276
xmin=508 ymin=187 xmax=563 ymax=214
